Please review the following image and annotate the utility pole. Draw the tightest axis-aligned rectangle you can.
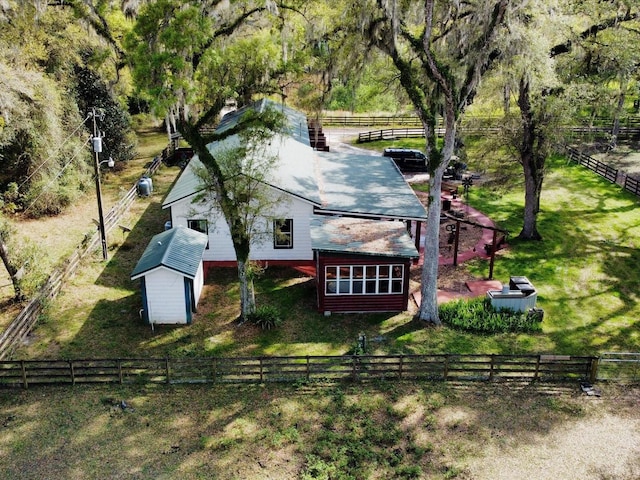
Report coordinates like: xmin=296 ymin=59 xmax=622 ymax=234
xmin=92 ymin=107 xmax=108 ymax=260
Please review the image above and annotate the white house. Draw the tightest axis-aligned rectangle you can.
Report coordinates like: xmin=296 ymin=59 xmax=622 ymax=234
xmin=156 ymin=99 xmax=429 ymax=313
xmin=162 ymin=127 xmax=323 ymax=267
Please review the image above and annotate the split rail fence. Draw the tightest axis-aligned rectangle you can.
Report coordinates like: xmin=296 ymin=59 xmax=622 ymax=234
xmin=0 ymin=354 xmax=599 ymax=389
xmin=564 ymin=146 xmax=619 ymax=183
xmin=565 ymin=146 xmax=640 ymax=198
xmin=0 ymin=153 xmax=166 ymax=361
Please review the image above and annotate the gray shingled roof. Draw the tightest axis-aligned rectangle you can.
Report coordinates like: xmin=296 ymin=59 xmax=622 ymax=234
xmin=130 ymin=226 xmax=209 ymax=280
xmin=310 ymin=215 xmax=419 ymax=258
xmin=316 ymin=151 xmax=428 ymax=221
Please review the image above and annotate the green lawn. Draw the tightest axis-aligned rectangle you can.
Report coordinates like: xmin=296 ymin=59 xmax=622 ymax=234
xmin=12 ymin=143 xmax=640 ymax=360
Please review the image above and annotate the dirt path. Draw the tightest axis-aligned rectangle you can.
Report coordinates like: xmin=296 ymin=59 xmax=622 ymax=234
xmin=465 ymin=387 xmax=640 ymax=480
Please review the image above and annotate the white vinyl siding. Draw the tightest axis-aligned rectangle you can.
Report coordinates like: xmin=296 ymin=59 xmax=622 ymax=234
xmin=144 ymin=268 xmax=189 ymax=324
xmin=170 ymin=191 xmax=315 ymax=262
xmin=193 ymin=262 xmax=204 ymax=307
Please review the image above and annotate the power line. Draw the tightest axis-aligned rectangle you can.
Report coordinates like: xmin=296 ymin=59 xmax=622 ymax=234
xmin=23 ymin=137 xmax=91 ymax=215
xmin=18 ymin=113 xmax=92 ymax=191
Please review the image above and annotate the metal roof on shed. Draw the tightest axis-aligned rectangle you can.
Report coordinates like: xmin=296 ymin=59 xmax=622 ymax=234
xmin=310 ymin=215 xmax=419 ymax=258
xmin=130 ymin=226 xmax=209 ymax=280
xmin=316 ymin=151 xmax=428 ymax=221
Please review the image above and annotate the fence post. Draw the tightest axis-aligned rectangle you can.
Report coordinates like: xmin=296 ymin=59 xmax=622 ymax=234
xmin=443 ymin=355 xmax=449 ymax=381
xmin=165 ymin=357 xmax=170 ymax=385
xmin=306 ymin=356 xmax=310 ymax=382
xmin=589 ymin=357 xmax=599 ymax=383
xmin=260 ymin=357 xmax=264 ymax=383
xmin=69 ymin=360 xmax=75 ymax=386
xmin=352 ymin=355 xmax=358 ymax=381
xmin=117 ymin=359 xmax=123 ymax=384
xmin=534 ymin=356 xmax=541 ymax=382
xmin=399 ymin=355 xmax=404 ymax=379
xmin=489 ymin=354 xmax=495 ymax=381
xmin=21 ymin=360 xmax=27 ymax=389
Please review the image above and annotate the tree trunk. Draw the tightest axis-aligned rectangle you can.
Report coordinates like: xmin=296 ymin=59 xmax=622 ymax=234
xmin=237 ymin=258 xmax=256 ymax=321
xmin=417 ymin=170 xmax=443 ymax=325
xmin=610 ymin=75 xmax=628 ymax=150
xmin=517 ymin=77 xmax=543 ymax=241
xmin=520 ymin=157 xmax=543 ymax=240
xmin=178 ymin=119 xmax=258 ymax=320
xmin=0 ymin=237 xmax=23 ymax=301
xmin=417 ymin=106 xmax=458 ymax=325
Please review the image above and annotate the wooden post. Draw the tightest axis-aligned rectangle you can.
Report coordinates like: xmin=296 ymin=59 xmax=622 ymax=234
xmin=117 ymin=359 xmax=123 ymax=384
xmin=453 ymin=220 xmax=461 ymax=267
xmin=589 ymin=357 xmax=599 ymax=383
xmin=489 ymin=355 xmax=495 ymax=381
xmin=165 ymin=357 xmax=170 ymax=385
xmin=306 ymin=356 xmax=310 ymax=382
xmin=21 ymin=360 xmax=27 ymax=389
xmin=259 ymin=357 xmax=264 ymax=383
xmin=533 ymin=356 xmax=541 ymax=382
xmin=488 ymin=230 xmax=498 ymax=279
xmin=399 ymin=355 xmax=404 ymax=379
xmin=443 ymin=355 xmax=449 ymax=381
xmin=69 ymin=360 xmax=75 ymax=386
xmin=352 ymin=356 xmax=358 ymax=381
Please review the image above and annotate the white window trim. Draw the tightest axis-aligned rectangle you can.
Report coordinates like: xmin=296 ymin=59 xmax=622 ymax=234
xmin=325 ymin=264 xmax=404 ymax=296
xmin=273 ymin=218 xmax=293 ymax=249
xmin=187 ymin=219 xmax=209 ymax=249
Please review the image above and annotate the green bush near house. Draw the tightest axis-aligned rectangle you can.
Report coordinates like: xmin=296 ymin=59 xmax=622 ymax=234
xmin=439 ymin=297 xmax=543 ymax=334
xmin=248 ymin=305 xmax=283 ymax=330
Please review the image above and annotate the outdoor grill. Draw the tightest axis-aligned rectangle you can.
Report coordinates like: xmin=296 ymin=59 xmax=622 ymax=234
xmin=486 ymin=276 xmax=538 ymax=312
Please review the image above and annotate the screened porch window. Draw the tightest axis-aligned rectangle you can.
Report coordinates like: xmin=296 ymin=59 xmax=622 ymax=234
xmin=325 ymin=264 xmax=404 ymax=295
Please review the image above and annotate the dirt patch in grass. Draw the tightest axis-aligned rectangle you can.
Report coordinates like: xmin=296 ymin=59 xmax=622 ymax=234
xmin=583 ymin=141 xmax=640 ymax=175
xmin=411 ymin=188 xmax=487 ymax=294
xmin=1 ymin=382 xmax=638 ymax=480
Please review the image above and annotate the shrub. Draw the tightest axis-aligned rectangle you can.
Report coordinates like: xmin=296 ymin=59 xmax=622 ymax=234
xmin=248 ymin=305 xmax=283 ymax=330
xmin=439 ymin=297 xmax=542 ymax=334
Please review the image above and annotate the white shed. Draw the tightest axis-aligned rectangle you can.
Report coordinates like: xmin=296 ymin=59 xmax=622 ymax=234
xmin=131 ymin=226 xmax=209 ymax=325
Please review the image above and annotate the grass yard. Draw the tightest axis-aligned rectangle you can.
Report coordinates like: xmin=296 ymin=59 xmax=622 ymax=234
xmin=0 ymin=126 xmax=170 ymax=333
xmin=11 ymin=143 xmax=640 ymax=360
xmin=0 ymin=382 xmax=638 ymax=480
xmin=465 ymin=155 xmax=640 ymax=354
xmin=2 ymin=132 xmax=640 ymax=480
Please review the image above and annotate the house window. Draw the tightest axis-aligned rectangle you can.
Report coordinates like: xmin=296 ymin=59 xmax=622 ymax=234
xmin=274 ymin=218 xmax=293 ymax=249
xmin=187 ymin=219 xmax=209 ymax=249
xmin=325 ymin=264 xmax=404 ymax=295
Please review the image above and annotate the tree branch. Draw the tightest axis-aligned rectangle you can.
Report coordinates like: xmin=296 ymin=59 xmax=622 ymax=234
xmin=550 ymin=11 xmax=639 ymax=57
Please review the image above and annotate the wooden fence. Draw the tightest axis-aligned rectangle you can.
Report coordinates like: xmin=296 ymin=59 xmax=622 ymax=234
xmin=357 ymin=128 xmax=427 ymax=143
xmin=565 ymin=145 xmax=640 ymax=199
xmin=564 ymin=146 xmax=619 ymax=183
xmin=0 ymin=153 xmax=165 ymax=361
xmin=597 ymin=352 xmax=640 ymax=382
xmin=0 ymin=353 xmax=598 ymax=388
xmin=623 ymin=174 xmax=640 ymax=197
xmin=329 ymin=114 xmax=640 ymax=130
xmin=322 ymin=115 xmax=424 ymax=127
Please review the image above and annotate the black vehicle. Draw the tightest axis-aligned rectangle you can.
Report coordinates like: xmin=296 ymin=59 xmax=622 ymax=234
xmin=383 ymin=148 xmax=427 ymax=172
